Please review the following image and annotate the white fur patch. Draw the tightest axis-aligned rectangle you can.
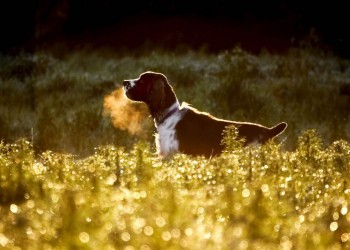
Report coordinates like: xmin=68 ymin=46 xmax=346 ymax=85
xmin=155 ymin=103 xmax=183 ymax=157
xmin=124 ymin=80 xmax=136 ymax=91
xmin=129 ymin=80 xmax=136 ymax=88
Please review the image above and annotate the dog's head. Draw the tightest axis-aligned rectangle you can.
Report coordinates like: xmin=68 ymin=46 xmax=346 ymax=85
xmin=123 ymin=71 xmax=166 ymax=103
xmin=123 ymin=71 xmax=178 ymax=114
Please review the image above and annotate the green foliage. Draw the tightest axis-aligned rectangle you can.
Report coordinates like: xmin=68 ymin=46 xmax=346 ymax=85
xmin=1 ymin=47 xmax=350 ymax=154
xmin=221 ymin=125 xmax=245 ymax=153
xmin=1 ymin=133 xmax=350 ymax=249
xmin=1 ymin=47 xmax=350 ymax=249
xmin=0 ymin=139 xmax=38 ymax=205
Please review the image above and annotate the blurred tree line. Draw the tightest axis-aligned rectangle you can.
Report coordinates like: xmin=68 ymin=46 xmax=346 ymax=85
xmin=0 ymin=0 xmax=349 ymax=57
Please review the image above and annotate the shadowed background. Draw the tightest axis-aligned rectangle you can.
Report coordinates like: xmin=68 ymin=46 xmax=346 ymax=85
xmin=1 ymin=0 xmax=349 ymax=57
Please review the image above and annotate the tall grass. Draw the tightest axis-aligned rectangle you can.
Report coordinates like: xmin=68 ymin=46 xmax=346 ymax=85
xmin=1 ymin=47 xmax=350 ymax=249
xmin=0 ymin=132 xmax=349 ymax=249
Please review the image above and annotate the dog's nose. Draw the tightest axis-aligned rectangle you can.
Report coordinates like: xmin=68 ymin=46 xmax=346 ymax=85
xmin=123 ymin=80 xmax=130 ymax=88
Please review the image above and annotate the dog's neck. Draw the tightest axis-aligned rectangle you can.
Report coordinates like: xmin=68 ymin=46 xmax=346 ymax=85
xmin=148 ymin=83 xmax=179 ymax=124
xmin=154 ymin=102 xmax=180 ymax=125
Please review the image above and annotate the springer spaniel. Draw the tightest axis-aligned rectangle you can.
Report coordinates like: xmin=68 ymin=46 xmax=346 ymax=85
xmin=123 ymin=71 xmax=287 ymax=158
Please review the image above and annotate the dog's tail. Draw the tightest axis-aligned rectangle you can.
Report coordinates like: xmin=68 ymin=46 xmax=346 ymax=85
xmin=268 ymin=122 xmax=288 ymax=138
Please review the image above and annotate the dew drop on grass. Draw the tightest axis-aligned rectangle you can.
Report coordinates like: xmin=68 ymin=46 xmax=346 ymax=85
xmin=239 ymin=240 xmax=248 ymax=249
xmin=105 ymin=174 xmax=117 ymax=185
xmin=233 ymin=226 xmax=243 ymax=237
xmin=333 ymin=212 xmax=339 ymax=220
xmin=155 ymin=216 xmax=166 ymax=227
xmin=204 ymin=232 xmax=211 ymax=240
xmin=51 ymin=194 xmax=59 ymax=203
xmin=341 ymin=233 xmax=349 ymax=242
xmin=144 ymin=226 xmax=154 ymax=236
xmin=79 ymin=232 xmax=89 ymax=243
xmin=140 ymin=190 xmax=147 ymax=198
xmin=36 ymin=208 xmax=44 ymax=214
xmin=40 ymin=227 xmax=47 ymax=235
xmin=234 ymin=203 xmax=242 ymax=211
xmin=140 ymin=245 xmax=151 ymax=250
xmin=261 ymin=184 xmax=269 ymax=193
xmin=185 ymin=228 xmax=193 ymax=236
xmin=117 ymin=219 xmax=126 ymax=230
xmin=162 ymin=231 xmax=172 ymax=241
xmin=26 ymin=200 xmax=35 ymax=209
xmin=134 ymin=217 xmax=146 ymax=229
xmin=280 ymin=236 xmax=293 ymax=249
xmin=10 ymin=204 xmax=19 ymax=214
xmin=329 ymin=222 xmax=338 ymax=231
xmin=26 ymin=227 xmax=33 ymax=236
xmin=308 ymin=213 xmax=316 ymax=222
xmin=242 ymin=188 xmax=250 ymax=198
xmin=171 ymin=228 xmax=181 ymax=238
xmin=341 ymin=206 xmax=348 ymax=215
xmin=121 ymin=232 xmax=131 ymax=242
xmin=0 ymin=234 xmax=9 ymax=247
xmin=197 ymin=207 xmax=204 ymax=214
xmin=274 ymin=224 xmax=280 ymax=233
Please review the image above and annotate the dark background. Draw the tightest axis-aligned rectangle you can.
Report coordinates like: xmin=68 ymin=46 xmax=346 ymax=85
xmin=1 ymin=0 xmax=349 ymax=57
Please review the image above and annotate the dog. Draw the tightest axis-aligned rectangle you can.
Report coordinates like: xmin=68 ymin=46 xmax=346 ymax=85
xmin=123 ymin=71 xmax=287 ymax=158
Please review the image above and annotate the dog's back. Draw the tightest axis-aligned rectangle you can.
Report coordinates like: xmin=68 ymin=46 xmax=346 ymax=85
xmin=176 ymin=106 xmax=227 ymax=156
xmin=176 ymin=105 xmax=287 ymax=157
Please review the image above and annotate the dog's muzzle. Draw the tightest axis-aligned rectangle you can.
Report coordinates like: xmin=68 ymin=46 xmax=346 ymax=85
xmin=123 ymin=80 xmax=132 ymax=92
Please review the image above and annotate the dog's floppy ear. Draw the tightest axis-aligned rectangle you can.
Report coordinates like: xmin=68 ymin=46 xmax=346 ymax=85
xmin=148 ymin=78 xmax=165 ymax=111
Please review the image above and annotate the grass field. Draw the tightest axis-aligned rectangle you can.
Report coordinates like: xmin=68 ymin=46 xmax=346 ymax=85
xmin=1 ymin=46 xmax=350 ymax=249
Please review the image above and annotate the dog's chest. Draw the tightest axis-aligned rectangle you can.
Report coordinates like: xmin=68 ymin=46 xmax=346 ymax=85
xmin=156 ymin=113 xmax=182 ymax=157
